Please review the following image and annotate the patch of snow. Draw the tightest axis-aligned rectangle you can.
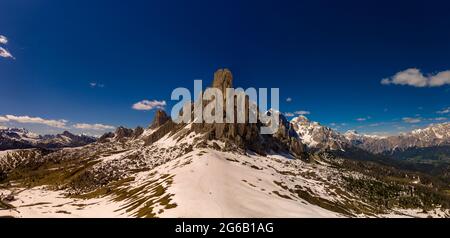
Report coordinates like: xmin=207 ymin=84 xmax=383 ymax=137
xmin=0 ymin=186 xmax=129 ymax=218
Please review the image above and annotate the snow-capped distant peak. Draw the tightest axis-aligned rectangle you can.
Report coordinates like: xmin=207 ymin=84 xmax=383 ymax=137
xmin=344 ymin=130 xmax=358 ymax=135
xmin=290 ymin=115 xmax=348 ymax=150
xmin=291 ymin=115 xmax=310 ymax=124
xmin=0 ymin=127 xmax=96 ymax=150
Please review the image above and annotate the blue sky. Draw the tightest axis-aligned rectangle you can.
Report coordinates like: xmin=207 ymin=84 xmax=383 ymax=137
xmin=1 ymin=0 xmax=449 ymax=136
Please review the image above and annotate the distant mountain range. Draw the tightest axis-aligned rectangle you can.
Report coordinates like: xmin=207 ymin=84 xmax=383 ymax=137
xmin=0 ymin=128 xmax=96 ymax=151
xmin=2 ymin=108 xmax=447 ymax=155
xmin=346 ymin=123 xmax=450 ymax=154
xmin=290 ymin=115 xmax=449 ymax=154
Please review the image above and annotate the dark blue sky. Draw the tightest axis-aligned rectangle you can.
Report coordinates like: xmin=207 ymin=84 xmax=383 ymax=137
xmin=1 ymin=0 xmax=449 ymax=135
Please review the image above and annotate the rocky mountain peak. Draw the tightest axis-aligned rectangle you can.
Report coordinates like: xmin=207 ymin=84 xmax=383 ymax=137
xmin=344 ymin=130 xmax=358 ymax=136
xmin=1 ymin=127 xmax=29 ymax=134
xmin=61 ymin=131 xmax=75 ymax=137
xmin=150 ymin=109 xmax=171 ymax=129
xmin=115 ymin=126 xmax=134 ymax=139
xmin=212 ymin=68 xmax=233 ymax=94
xmin=189 ymin=70 xmax=306 ymax=157
xmin=291 ymin=115 xmax=310 ymax=124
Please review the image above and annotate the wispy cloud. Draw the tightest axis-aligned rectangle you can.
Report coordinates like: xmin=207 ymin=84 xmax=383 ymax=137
xmin=132 ymin=100 xmax=166 ymax=111
xmin=437 ymin=107 xmax=450 ymax=114
xmin=1 ymin=113 xmax=118 ymax=134
xmin=0 ymin=35 xmax=7 ymax=44
xmin=0 ymin=35 xmax=14 ymax=59
xmin=402 ymin=117 xmax=422 ymax=124
xmin=73 ymin=123 xmax=115 ymax=131
xmin=0 ymin=115 xmax=67 ymax=128
xmin=0 ymin=47 xmax=14 ymax=59
xmin=381 ymin=68 xmax=450 ymax=87
xmin=433 ymin=117 xmax=447 ymax=121
xmin=284 ymin=112 xmax=295 ymax=117
xmin=356 ymin=116 xmax=371 ymax=122
xmin=286 ymin=97 xmax=292 ymax=102
xmin=0 ymin=116 xmax=9 ymax=123
xmin=369 ymin=122 xmax=383 ymax=127
xmin=294 ymin=110 xmax=310 ymax=115
xmin=89 ymin=82 xmax=105 ymax=88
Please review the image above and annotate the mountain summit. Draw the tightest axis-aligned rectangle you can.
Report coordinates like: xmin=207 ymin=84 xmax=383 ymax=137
xmin=150 ymin=110 xmax=171 ymax=129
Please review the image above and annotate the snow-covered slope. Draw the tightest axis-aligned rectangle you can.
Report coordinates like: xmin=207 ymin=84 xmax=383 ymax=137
xmin=1 ymin=126 xmax=447 ymax=218
xmin=2 ymin=126 xmax=344 ymax=217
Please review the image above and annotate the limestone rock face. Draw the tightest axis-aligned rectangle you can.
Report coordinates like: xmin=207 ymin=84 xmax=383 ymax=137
xmin=144 ymin=69 xmax=306 ymax=159
xmin=133 ymin=126 xmax=144 ymax=138
xmin=190 ymin=68 xmax=265 ymax=153
xmin=98 ymin=132 xmax=115 ymax=143
xmin=267 ymin=109 xmax=306 ymax=157
xmin=145 ymin=110 xmax=177 ymax=145
xmin=212 ymin=68 xmax=233 ymax=96
xmin=115 ymin=127 xmax=134 ymax=140
xmin=150 ymin=110 xmax=171 ymax=129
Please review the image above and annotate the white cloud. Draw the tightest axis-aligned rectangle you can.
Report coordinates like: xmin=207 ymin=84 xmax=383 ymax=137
xmin=402 ymin=117 xmax=421 ymax=124
xmin=369 ymin=123 xmax=383 ymax=127
xmin=430 ymin=71 xmax=450 ymax=87
xmin=1 ymin=115 xmax=67 ymax=128
xmin=437 ymin=107 xmax=450 ymax=114
xmin=0 ymin=47 xmax=14 ymax=59
xmin=286 ymin=97 xmax=292 ymax=102
xmin=1 ymin=114 xmax=118 ymax=133
xmin=73 ymin=123 xmax=115 ymax=131
xmin=294 ymin=110 xmax=310 ymax=115
xmin=132 ymin=100 xmax=166 ymax=111
xmin=0 ymin=116 xmax=8 ymax=123
xmin=330 ymin=122 xmax=348 ymax=128
xmin=0 ymin=35 xmax=7 ymax=44
xmin=284 ymin=112 xmax=294 ymax=117
xmin=381 ymin=68 xmax=450 ymax=87
xmin=90 ymin=82 xmax=105 ymax=88
xmin=356 ymin=116 xmax=371 ymax=122
xmin=433 ymin=117 xmax=447 ymax=121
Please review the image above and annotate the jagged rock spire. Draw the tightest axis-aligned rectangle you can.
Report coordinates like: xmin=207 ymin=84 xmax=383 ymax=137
xmin=150 ymin=109 xmax=171 ymax=129
xmin=115 ymin=126 xmax=134 ymax=139
xmin=212 ymin=68 xmax=233 ymax=94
